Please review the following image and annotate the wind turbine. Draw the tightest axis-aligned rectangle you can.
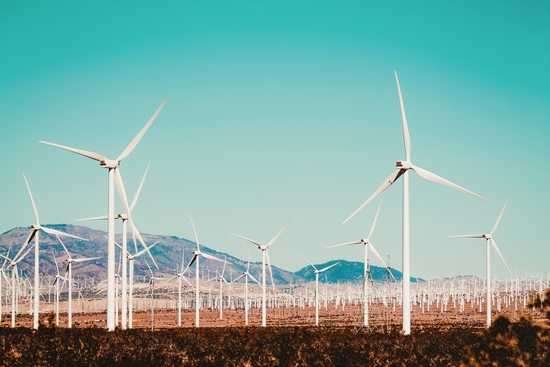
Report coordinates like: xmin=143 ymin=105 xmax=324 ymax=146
xmin=342 ymin=72 xmax=487 ymax=335
xmin=299 ymin=255 xmax=339 ymax=326
xmin=329 ymin=200 xmax=392 ymax=326
xmin=19 ymin=174 xmax=87 ymax=329
xmin=77 ymin=162 xmax=155 ymax=330
xmin=0 ymin=246 xmax=34 ymax=327
xmin=57 ymin=235 xmax=100 ymax=328
xmin=50 ymin=250 xmax=67 ymax=327
xmin=448 ymin=197 xmax=512 ymax=328
xmin=231 ymin=255 xmax=261 ymax=326
xmin=163 ymin=245 xmax=194 ymax=327
xmin=209 ymin=258 xmax=233 ymax=320
xmin=231 ymin=219 xmax=290 ymax=327
xmin=40 ymin=99 xmax=166 ymax=331
xmin=117 ymin=239 xmax=160 ymax=329
xmin=182 ymin=215 xmax=226 ymax=328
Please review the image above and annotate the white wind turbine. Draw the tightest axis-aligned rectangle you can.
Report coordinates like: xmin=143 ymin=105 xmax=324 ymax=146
xmin=448 ymin=198 xmax=512 ymax=328
xmin=0 ymin=246 xmax=34 ymax=327
xmin=329 ymin=200 xmax=392 ymax=327
xmin=342 ymin=72 xmax=487 ymax=335
xmin=231 ymin=256 xmax=261 ymax=326
xmin=77 ymin=162 xmax=155 ymax=330
xmin=0 ymin=247 xmax=12 ymax=325
xmin=299 ymin=255 xmax=339 ymax=326
xmin=182 ymin=215 xmax=226 ymax=328
xmin=40 ymin=99 xmax=165 ymax=330
xmin=20 ymin=173 xmax=87 ymax=329
xmin=163 ymin=245 xmax=194 ymax=327
xmin=50 ymin=250 xmax=67 ymax=327
xmin=116 ymin=239 xmax=160 ymax=329
xmin=57 ymin=235 xmax=100 ymax=328
xmin=210 ymin=258 xmax=233 ymax=320
xmin=231 ymin=219 xmax=290 ymax=327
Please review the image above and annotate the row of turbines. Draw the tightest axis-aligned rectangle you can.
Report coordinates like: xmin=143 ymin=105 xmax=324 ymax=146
xmin=0 ymin=71 xmax=525 ymax=335
xmin=1 ymin=259 xmax=548 ymax=330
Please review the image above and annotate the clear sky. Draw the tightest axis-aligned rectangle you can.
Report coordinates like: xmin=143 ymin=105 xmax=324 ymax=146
xmin=1 ymin=1 xmax=548 ymax=279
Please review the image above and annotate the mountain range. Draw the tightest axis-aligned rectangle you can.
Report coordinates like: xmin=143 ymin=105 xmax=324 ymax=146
xmin=0 ymin=224 xmax=421 ymax=284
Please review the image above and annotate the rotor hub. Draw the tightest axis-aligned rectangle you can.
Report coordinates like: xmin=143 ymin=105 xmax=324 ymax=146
xmin=99 ymin=159 xmax=119 ymax=169
xmin=396 ymin=160 xmax=412 ymax=169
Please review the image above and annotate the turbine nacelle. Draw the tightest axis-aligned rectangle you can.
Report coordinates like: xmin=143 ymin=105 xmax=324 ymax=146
xmin=99 ymin=159 xmax=119 ymax=169
xmin=30 ymin=224 xmax=41 ymax=230
xmin=395 ymin=160 xmax=412 ymax=169
xmin=482 ymin=234 xmax=492 ymax=239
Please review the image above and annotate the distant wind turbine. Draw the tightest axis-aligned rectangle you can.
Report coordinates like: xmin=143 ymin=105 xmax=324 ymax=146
xmin=299 ymin=254 xmax=339 ymax=326
xmin=182 ymin=215 xmax=226 ymax=328
xmin=448 ymin=197 xmax=512 ymax=328
xmin=231 ymin=219 xmax=291 ymax=327
xmin=329 ymin=200 xmax=392 ymax=327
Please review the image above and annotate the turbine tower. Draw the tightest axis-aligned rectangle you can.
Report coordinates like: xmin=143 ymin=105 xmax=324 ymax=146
xmin=40 ymin=99 xmax=166 ymax=331
xmin=343 ymin=72 xmax=487 ymax=335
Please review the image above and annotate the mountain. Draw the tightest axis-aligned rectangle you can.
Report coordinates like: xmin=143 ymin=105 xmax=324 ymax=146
xmin=294 ymin=260 xmax=423 ymax=283
xmin=0 ymin=225 xmax=421 ymax=285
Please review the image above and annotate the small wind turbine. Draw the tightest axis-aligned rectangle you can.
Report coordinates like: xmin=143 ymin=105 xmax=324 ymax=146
xmin=40 ymin=99 xmax=166 ymax=331
xmin=329 ymin=200 xmax=392 ymax=326
xmin=182 ymin=215 xmax=226 ymax=328
xmin=299 ymin=254 xmax=339 ymax=326
xmin=58 ymin=235 xmax=100 ymax=328
xmin=0 ymin=246 xmax=34 ymax=327
xmin=163 ymin=245 xmax=194 ymax=327
xmin=231 ymin=255 xmax=261 ymax=326
xmin=50 ymin=250 xmax=67 ymax=327
xmin=448 ymin=197 xmax=512 ymax=328
xmin=230 ymin=219 xmax=290 ymax=327
xmin=342 ymin=72 xmax=487 ymax=335
xmin=209 ymin=258 xmax=233 ymax=321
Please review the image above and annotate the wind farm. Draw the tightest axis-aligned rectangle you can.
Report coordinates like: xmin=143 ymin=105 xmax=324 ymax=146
xmin=1 ymin=1 xmax=548 ymax=365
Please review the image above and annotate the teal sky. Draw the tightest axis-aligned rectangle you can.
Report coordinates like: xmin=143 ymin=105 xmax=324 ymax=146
xmin=1 ymin=1 xmax=549 ymax=278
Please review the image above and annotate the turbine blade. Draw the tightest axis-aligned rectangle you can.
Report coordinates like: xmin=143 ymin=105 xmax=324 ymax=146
xmin=299 ymin=253 xmax=317 ymax=271
xmin=183 ymin=254 xmax=198 ymax=274
xmin=182 ymin=276 xmax=194 ymax=288
xmin=22 ymin=173 xmax=40 ymax=225
xmin=114 ymin=168 xmax=133 ymax=223
xmin=130 ymin=161 xmax=150 ymax=212
xmin=491 ymin=238 xmax=512 ymax=276
xmin=189 ymin=214 xmax=200 ymax=250
xmin=412 ymin=165 xmax=488 ymax=202
xmin=265 ymin=250 xmax=275 ymax=289
xmin=39 ymin=141 xmax=106 ymax=162
xmin=117 ymin=99 xmax=167 ymax=162
xmin=394 ymin=71 xmax=411 ymax=161
xmin=13 ymin=230 xmax=37 ymax=263
xmin=368 ymin=241 xmax=388 ymax=267
xmin=248 ymin=273 xmax=261 ymax=285
xmin=318 ymin=261 xmax=340 ymax=273
xmin=232 ymin=273 xmax=246 ymax=283
xmin=490 ymin=197 xmax=509 ymax=235
xmin=447 ymin=234 xmax=485 ymax=239
xmin=56 ymin=235 xmax=72 ymax=261
xmin=266 ymin=219 xmax=291 ymax=247
xmin=73 ymin=257 xmax=101 ymax=263
xmin=202 ymin=253 xmax=226 ymax=263
xmin=367 ymin=200 xmax=383 ymax=240
xmin=41 ymin=227 xmax=87 ymax=241
xmin=75 ymin=215 xmax=108 ymax=221
xmin=343 ymin=169 xmax=404 ymax=224
xmin=135 ymin=240 xmax=160 ymax=258
xmin=327 ymin=240 xmax=362 ymax=248
xmin=230 ymin=233 xmax=263 ymax=248
xmin=132 ymin=224 xmax=159 ymax=270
